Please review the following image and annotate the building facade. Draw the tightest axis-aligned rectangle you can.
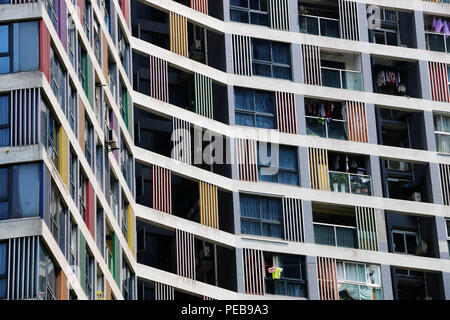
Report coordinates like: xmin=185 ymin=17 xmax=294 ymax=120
xmin=0 ymin=0 xmax=449 ymax=300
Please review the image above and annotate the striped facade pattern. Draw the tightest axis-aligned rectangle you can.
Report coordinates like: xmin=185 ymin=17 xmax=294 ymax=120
xmin=169 ymin=12 xmax=188 ymax=57
xmin=242 ymin=248 xmax=264 ymax=295
xmin=152 ymin=165 xmax=172 ymax=214
xmin=190 ymin=0 xmax=208 ymax=14
xmin=149 ymin=55 xmax=169 ymax=102
xmin=345 ymin=101 xmax=368 ymax=143
xmin=172 ymin=118 xmax=192 ymax=164
xmin=199 ymin=181 xmax=219 ymax=229
xmin=355 ymin=206 xmax=378 ymax=251
xmin=275 ymin=91 xmax=297 ymax=134
xmin=269 ymin=0 xmax=289 ymax=31
xmin=127 ymin=205 xmax=136 ymax=257
xmin=194 ymin=73 xmax=214 ymax=119
xmin=439 ymin=164 xmax=450 ymax=206
xmin=232 ymin=34 xmax=252 ymax=76
xmin=309 ymin=148 xmax=330 ymax=191
xmin=236 ymin=138 xmax=258 ymax=182
xmin=10 ymin=88 xmax=40 ymax=147
xmin=175 ymin=229 xmax=196 ymax=280
xmin=428 ymin=61 xmax=450 ymax=103
xmin=302 ymin=44 xmax=322 ymax=85
xmin=6 ymin=236 xmax=40 ymax=300
xmin=338 ymin=0 xmax=359 ymax=41
xmin=282 ymin=197 xmax=304 ymax=242
xmin=155 ymin=282 xmax=175 ymax=300
xmin=316 ymin=256 xmax=339 ymax=300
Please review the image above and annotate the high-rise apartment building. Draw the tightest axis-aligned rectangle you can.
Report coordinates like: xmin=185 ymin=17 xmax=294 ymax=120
xmin=0 ymin=0 xmax=449 ymax=301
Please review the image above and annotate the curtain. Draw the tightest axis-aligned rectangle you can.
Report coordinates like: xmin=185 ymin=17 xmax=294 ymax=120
xmin=279 ymin=146 xmax=297 ymax=170
xmin=260 ymin=197 xmax=281 ymax=221
xmin=339 ymin=283 xmax=360 ymax=300
xmin=256 ymin=115 xmax=275 ymax=129
xmin=235 ymin=88 xmax=253 ymax=111
xmin=241 ymin=219 xmax=260 ymax=236
xmin=336 ymin=227 xmax=357 ymax=248
xmin=252 ymin=39 xmax=271 ymax=62
xmin=254 ymin=91 xmax=274 ymax=113
xmin=272 ymin=42 xmax=290 ymax=65
xmin=236 ymin=112 xmax=255 ymax=127
xmin=240 ymin=195 xmax=260 ymax=219
xmin=0 ymin=95 xmax=8 ymax=146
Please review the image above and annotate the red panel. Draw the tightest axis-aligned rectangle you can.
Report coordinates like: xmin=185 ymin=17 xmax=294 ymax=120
xmin=429 ymin=61 xmax=450 ymax=103
xmin=122 ymin=0 xmax=130 ymax=30
xmin=77 ymin=0 xmax=84 ymax=24
xmin=276 ymin=92 xmax=297 ymax=134
xmin=87 ymin=181 xmax=96 ymax=239
xmin=152 ymin=165 xmax=172 ymax=214
xmin=40 ymin=20 xmax=50 ymax=83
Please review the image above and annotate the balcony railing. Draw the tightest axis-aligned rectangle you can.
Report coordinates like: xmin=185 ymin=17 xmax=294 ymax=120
xmin=321 ymin=67 xmax=363 ymax=91
xmin=329 ymin=171 xmax=372 ymax=196
xmin=314 ymin=222 xmax=358 ymax=248
xmin=264 ymin=277 xmax=307 ymax=297
xmin=306 ymin=116 xmax=347 ymax=140
xmin=299 ymin=14 xmax=340 ymax=38
xmin=426 ymin=32 xmax=450 ymax=53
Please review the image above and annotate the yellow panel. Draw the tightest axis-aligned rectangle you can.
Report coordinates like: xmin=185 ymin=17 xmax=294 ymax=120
xmin=127 ymin=205 xmax=136 ymax=257
xmin=170 ymin=12 xmax=188 ymax=57
xmin=199 ymin=181 xmax=218 ymax=229
xmin=58 ymin=127 xmax=69 ymax=189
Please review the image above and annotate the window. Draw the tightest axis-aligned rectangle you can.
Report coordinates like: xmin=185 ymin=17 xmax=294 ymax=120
xmin=85 ymin=119 xmax=94 ymax=167
xmin=121 ymin=138 xmax=132 ymax=188
xmin=83 ymin=0 xmax=91 ymax=42
xmin=85 ymin=251 xmax=94 ymax=299
xmin=96 ymin=144 xmax=103 ymax=188
xmin=122 ymin=194 xmax=128 ymax=240
xmin=79 ymin=172 xmax=87 ymax=222
xmin=50 ymin=185 xmax=61 ymax=244
xmin=0 ymin=94 xmax=10 ymax=147
xmin=234 ymin=87 xmax=275 ymax=129
xmin=78 ymin=42 xmax=86 ymax=89
xmin=252 ymin=39 xmax=291 ymax=80
xmin=258 ymin=144 xmax=299 ymax=185
xmin=44 ymin=105 xmax=60 ymax=170
xmin=68 ymin=84 xmax=77 ymax=135
xmin=119 ymin=80 xmax=127 ymax=122
xmin=446 ymin=219 xmax=450 ymax=259
xmin=230 ymin=0 xmax=269 ymax=27
xmin=264 ymin=253 xmax=307 ymax=297
xmin=39 ymin=244 xmax=58 ymax=300
xmin=108 ymin=60 xmax=116 ymax=99
xmin=0 ymin=24 xmax=11 ymax=74
xmin=0 ymin=241 xmax=6 ymax=299
xmin=337 ymin=262 xmax=382 ymax=300
xmin=392 ymin=229 xmax=418 ymax=255
xmin=240 ymin=194 xmax=283 ymax=238
xmin=122 ymin=258 xmax=134 ymax=300
xmin=46 ymin=0 xmax=58 ymax=30
xmin=433 ymin=114 xmax=450 ymax=153
xmin=68 ymin=27 xmax=76 ymax=67
xmin=68 ymin=219 xmax=78 ymax=268
xmin=69 ymin=149 xmax=77 ymax=201
xmin=50 ymin=46 xmax=67 ymax=111
xmin=0 ymin=163 xmax=40 ymax=220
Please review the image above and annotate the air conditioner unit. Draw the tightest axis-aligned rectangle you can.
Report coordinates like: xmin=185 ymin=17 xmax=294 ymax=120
xmin=106 ymin=129 xmax=118 ymax=150
xmin=387 ymin=160 xmax=409 ymax=172
xmin=409 ymin=192 xmax=421 ymax=202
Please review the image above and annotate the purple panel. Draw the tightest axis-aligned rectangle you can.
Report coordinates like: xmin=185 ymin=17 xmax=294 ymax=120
xmin=58 ymin=0 xmax=68 ymax=51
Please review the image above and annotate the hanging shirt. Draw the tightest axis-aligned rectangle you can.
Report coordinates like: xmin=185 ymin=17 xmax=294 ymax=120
xmin=272 ymin=267 xmax=283 ymax=280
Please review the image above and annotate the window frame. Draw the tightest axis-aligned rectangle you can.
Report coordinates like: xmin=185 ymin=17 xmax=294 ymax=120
xmin=0 ymin=24 xmax=12 ymax=74
xmin=0 ymin=94 xmax=10 ymax=147
xmin=257 ymin=144 xmax=299 ymax=185
xmin=337 ymin=261 xmax=382 ymax=300
xmin=234 ymin=87 xmax=276 ymax=129
xmin=251 ymin=39 xmax=292 ymax=80
xmin=230 ymin=0 xmax=269 ymax=27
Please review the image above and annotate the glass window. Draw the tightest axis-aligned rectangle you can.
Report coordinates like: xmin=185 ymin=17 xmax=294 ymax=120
xmin=258 ymin=144 xmax=299 ymax=186
xmin=16 ymin=21 xmax=39 ymax=72
xmin=0 ymin=242 xmax=6 ymax=299
xmin=10 ymin=163 xmax=40 ymax=218
xmin=252 ymin=39 xmax=291 ymax=80
xmin=0 ymin=24 xmax=10 ymax=74
xmin=235 ymin=87 xmax=276 ymax=129
xmin=230 ymin=0 xmax=269 ymax=27
xmin=0 ymin=94 xmax=10 ymax=146
xmin=240 ymin=194 xmax=283 ymax=238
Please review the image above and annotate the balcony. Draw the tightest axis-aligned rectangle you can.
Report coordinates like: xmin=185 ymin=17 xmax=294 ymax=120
xmin=321 ymin=67 xmax=363 ymax=91
xmin=329 ymin=171 xmax=372 ymax=196
xmin=424 ymin=15 xmax=450 ymax=53
xmin=299 ymin=14 xmax=339 ymax=38
xmin=314 ymin=222 xmax=358 ymax=248
xmin=306 ymin=116 xmax=347 ymax=140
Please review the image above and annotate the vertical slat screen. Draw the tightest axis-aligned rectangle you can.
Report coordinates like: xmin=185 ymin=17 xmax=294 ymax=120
xmin=79 ymin=98 xmax=85 ymax=154
xmin=316 ymin=256 xmax=338 ymax=300
xmin=58 ymin=127 xmax=69 ymax=188
xmin=439 ymin=164 xmax=450 ymax=206
xmin=194 ymin=73 xmax=214 ymax=119
xmin=127 ymin=204 xmax=136 ymax=257
xmin=429 ymin=61 xmax=450 ymax=103
xmin=355 ymin=206 xmax=378 ymax=251
xmin=282 ymin=198 xmax=303 ymax=242
xmin=232 ymin=34 xmax=252 ymax=76
xmin=10 ymin=88 xmax=40 ymax=147
xmin=176 ymin=229 xmax=196 ymax=280
xmin=242 ymin=248 xmax=264 ymax=295
xmin=302 ymin=44 xmax=322 ymax=85
xmin=149 ymin=55 xmax=169 ymax=103
xmin=309 ymin=148 xmax=330 ymax=191
xmin=40 ymin=20 xmax=50 ymax=83
xmin=155 ymin=282 xmax=175 ymax=300
xmin=338 ymin=0 xmax=359 ymax=41
xmin=345 ymin=101 xmax=368 ymax=143
xmin=275 ymin=91 xmax=297 ymax=134
xmin=6 ymin=236 xmax=39 ymax=300
xmin=199 ymin=181 xmax=219 ymax=229
xmin=172 ymin=118 xmax=192 ymax=164
xmin=269 ymin=0 xmax=289 ymax=31
xmin=236 ymin=138 xmax=258 ymax=182
xmin=170 ymin=12 xmax=188 ymax=57
xmin=190 ymin=0 xmax=208 ymax=14
xmin=152 ymin=165 xmax=172 ymax=214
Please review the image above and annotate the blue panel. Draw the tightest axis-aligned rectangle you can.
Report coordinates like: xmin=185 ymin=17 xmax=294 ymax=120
xmin=0 ymin=25 xmax=8 ymax=53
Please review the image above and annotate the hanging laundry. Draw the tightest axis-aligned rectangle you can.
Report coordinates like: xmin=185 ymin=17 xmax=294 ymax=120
xmin=268 ymin=267 xmax=283 ymax=280
xmin=435 ymin=18 xmax=443 ymax=33
xmin=377 ymin=70 xmax=386 ymax=87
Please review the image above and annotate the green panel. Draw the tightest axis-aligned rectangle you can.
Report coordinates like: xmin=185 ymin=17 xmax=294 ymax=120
xmin=112 ymin=233 xmax=121 ymax=286
xmin=126 ymin=90 xmax=133 ymax=137
xmin=79 ymin=233 xmax=86 ymax=293
xmin=85 ymin=55 xmax=94 ymax=109
xmin=194 ymin=73 xmax=213 ymax=119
